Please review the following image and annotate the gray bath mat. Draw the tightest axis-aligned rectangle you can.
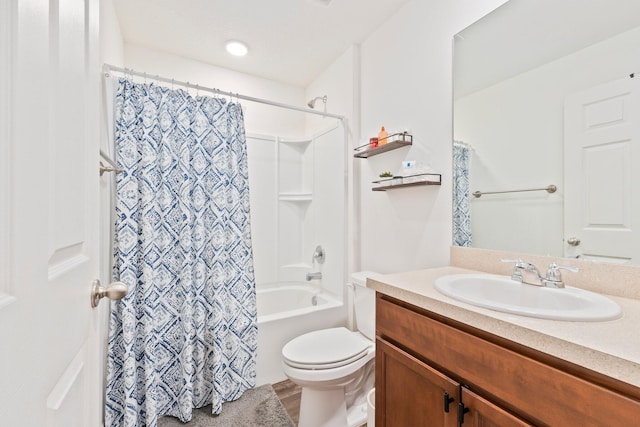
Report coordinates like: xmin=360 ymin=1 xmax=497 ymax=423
xmin=158 ymin=384 xmax=295 ymax=427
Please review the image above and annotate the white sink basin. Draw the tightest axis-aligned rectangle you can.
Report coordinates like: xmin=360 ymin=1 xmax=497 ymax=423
xmin=434 ymin=274 xmax=622 ymax=321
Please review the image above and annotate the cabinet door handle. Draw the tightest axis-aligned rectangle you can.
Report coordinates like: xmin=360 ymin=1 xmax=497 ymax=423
xmin=458 ymin=402 xmax=470 ymax=424
xmin=443 ymin=392 xmax=455 ymax=413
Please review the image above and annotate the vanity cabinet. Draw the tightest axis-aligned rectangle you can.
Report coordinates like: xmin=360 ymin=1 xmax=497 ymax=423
xmin=376 ymin=338 xmax=529 ymax=427
xmin=459 ymin=387 xmax=532 ymax=427
xmin=375 ymin=294 xmax=640 ymax=426
xmin=376 ymin=339 xmax=459 ymax=426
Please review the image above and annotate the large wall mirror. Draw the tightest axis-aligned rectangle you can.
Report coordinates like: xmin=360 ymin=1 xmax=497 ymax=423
xmin=453 ymin=0 xmax=640 ymax=265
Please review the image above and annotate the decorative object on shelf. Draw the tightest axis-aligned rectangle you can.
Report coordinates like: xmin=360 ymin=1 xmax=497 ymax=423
xmin=372 ymin=173 xmax=441 ymax=191
xmin=376 ymin=172 xmax=395 ymax=187
xmin=378 ymin=126 xmax=389 ymax=145
xmin=353 ymin=132 xmax=412 ymax=158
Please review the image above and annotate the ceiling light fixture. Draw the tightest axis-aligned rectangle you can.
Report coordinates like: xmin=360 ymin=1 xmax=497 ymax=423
xmin=225 ymin=40 xmax=249 ymax=57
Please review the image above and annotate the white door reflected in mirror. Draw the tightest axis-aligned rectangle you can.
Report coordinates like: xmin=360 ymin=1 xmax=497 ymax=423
xmin=564 ymin=76 xmax=640 ymax=265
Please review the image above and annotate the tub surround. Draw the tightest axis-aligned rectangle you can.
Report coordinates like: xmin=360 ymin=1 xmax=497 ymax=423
xmin=367 ymin=247 xmax=640 ymax=389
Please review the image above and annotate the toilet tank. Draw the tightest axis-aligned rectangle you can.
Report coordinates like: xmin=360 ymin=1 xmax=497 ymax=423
xmin=351 ymin=271 xmax=379 ymax=341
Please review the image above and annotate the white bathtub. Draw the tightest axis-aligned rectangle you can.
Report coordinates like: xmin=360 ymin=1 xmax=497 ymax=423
xmin=255 ymin=282 xmax=345 ymax=385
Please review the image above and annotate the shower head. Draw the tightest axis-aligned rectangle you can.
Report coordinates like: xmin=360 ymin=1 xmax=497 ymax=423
xmin=307 ymin=95 xmax=327 ymax=109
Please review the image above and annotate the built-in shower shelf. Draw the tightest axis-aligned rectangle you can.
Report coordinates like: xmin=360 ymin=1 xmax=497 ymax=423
xmin=279 ymin=137 xmax=313 ymax=145
xmin=281 ymin=263 xmax=312 ymax=270
xmin=354 ymin=132 xmax=412 ymax=158
xmin=278 ymin=193 xmax=313 ymax=202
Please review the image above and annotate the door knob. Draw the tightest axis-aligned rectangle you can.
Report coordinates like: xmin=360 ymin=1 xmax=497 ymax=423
xmin=567 ymin=237 xmax=581 ymax=246
xmin=91 ymin=279 xmax=128 ymax=308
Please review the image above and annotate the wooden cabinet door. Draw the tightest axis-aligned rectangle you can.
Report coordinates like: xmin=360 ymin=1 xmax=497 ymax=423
xmin=376 ymin=338 xmax=459 ymax=427
xmin=460 ymin=387 xmax=533 ymax=427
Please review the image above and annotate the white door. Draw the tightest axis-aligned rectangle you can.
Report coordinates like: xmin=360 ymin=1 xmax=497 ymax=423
xmin=0 ymin=1 xmax=105 ymax=426
xmin=564 ymin=76 xmax=640 ymax=264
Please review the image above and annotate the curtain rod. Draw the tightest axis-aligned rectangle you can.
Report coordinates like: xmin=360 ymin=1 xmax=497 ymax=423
xmin=102 ymin=64 xmax=346 ymax=121
xmin=99 ymin=148 xmax=123 ymax=176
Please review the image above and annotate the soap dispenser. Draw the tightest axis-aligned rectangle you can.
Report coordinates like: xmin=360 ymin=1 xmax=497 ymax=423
xmin=378 ymin=126 xmax=389 ymax=145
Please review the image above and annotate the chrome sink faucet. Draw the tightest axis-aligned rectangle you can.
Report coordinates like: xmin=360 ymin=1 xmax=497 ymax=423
xmin=507 ymin=259 xmax=544 ymax=286
xmin=503 ymin=259 xmax=578 ymax=289
xmin=543 ymin=262 xmax=579 ymax=288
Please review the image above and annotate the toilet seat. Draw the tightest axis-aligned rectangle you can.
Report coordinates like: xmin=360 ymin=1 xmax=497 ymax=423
xmin=282 ymin=327 xmax=372 ymax=370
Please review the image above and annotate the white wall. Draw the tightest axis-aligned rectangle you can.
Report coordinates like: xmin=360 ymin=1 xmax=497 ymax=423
xmin=357 ymin=0 xmax=508 ymax=273
xmin=100 ymin=0 xmax=124 ymax=67
xmin=455 ymin=26 xmax=640 ymax=256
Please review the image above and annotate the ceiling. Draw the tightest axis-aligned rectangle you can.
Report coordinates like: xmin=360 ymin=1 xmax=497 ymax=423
xmin=114 ymin=0 xmax=411 ymax=88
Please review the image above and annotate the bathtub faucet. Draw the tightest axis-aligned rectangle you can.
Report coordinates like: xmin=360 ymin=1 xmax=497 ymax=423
xmin=312 ymin=245 xmax=325 ymax=264
xmin=306 ymin=271 xmax=322 ymax=281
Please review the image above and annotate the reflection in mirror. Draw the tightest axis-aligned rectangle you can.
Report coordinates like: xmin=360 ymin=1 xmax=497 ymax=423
xmin=453 ymin=0 xmax=640 ymax=265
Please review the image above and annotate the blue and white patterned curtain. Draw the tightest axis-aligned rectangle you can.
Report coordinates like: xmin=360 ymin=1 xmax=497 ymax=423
xmin=453 ymin=141 xmax=472 ymax=247
xmin=105 ymin=79 xmax=257 ymax=427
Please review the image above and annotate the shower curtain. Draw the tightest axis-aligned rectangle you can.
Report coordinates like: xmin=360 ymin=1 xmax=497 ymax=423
xmin=453 ymin=141 xmax=472 ymax=247
xmin=105 ymin=79 xmax=257 ymax=427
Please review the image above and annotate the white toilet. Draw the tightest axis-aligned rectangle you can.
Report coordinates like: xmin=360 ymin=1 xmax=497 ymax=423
xmin=281 ymin=271 xmax=378 ymax=427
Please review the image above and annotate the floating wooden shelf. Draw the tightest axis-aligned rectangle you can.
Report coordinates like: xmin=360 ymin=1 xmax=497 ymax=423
xmin=354 ymin=133 xmax=412 ymax=158
xmin=372 ymin=173 xmax=441 ymax=191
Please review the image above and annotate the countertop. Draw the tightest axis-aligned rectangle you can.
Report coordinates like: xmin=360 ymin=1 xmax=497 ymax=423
xmin=367 ymin=266 xmax=640 ymax=389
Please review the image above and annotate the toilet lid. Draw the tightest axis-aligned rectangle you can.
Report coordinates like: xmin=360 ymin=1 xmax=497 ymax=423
xmin=282 ymin=327 xmax=372 ymax=370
